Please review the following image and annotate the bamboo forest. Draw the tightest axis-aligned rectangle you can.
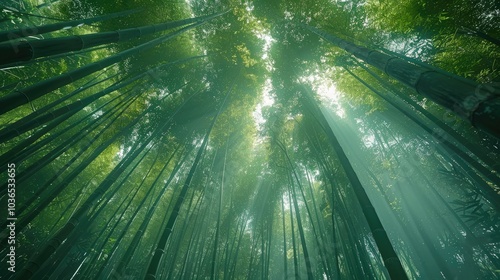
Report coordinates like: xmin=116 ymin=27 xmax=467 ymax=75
xmin=1 ymin=0 xmax=500 ymax=279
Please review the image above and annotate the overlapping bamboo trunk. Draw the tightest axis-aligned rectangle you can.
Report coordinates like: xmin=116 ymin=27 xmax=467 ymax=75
xmin=0 ymin=9 xmax=140 ymax=43
xmin=302 ymin=90 xmax=409 ymax=280
xmin=0 ymin=12 xmax=217 ymax=66
xmin=304 ymin=25 xmax=500 ymax=139
xmin=0 ymin=11 xmax=225 ymax=115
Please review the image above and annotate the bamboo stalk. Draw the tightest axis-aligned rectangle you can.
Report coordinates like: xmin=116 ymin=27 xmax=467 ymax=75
xmin=0 ymin=11 xmax=217 ymax=66
xmin=0 ymin=12 xmax=224 ymax=115
xmin=0 ymin=9 xmax=140 ymax=43
xmin=302 ymin=89 xmax=409 ymax=280
xmin=303 ymin=24 xmax=500 ymax=139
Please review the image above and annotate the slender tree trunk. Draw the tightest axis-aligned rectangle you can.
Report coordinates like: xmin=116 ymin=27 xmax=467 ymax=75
xmin=0 ymin=109 xmax=71 ymax=169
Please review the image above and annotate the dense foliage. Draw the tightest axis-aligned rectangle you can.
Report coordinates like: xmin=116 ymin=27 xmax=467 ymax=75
xmin=1 ymin=0 xmax=499 ymax=279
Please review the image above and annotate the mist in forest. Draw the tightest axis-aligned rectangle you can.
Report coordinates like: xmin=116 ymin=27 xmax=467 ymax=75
xmin=0 ymin=0 xmax=499 ymax=279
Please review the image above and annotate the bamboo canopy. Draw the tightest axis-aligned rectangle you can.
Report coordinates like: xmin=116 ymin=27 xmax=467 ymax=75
xmin=2 ymin=2 xmax=500 ymax=280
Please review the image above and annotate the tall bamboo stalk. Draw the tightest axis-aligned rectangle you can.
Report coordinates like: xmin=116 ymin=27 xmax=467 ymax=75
xmin=301 ymin=89 xmax=409 ymax=280
xmin=344 ymin=66 xmax=500 ymax=195
xmin=353 ymin=59 xmax=500 ymax=174
xmin=144 ymin=84 xmax=230 ymax=280
xmin=303 ymin=24 xmax=500 ymax=139
xmin=0 ymin=12 xmax=217 ymax=66
xmin=0 ymin=9 xmax=140 ymax=43
xmin=0 ymin=11 xmax=225 ymax=115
